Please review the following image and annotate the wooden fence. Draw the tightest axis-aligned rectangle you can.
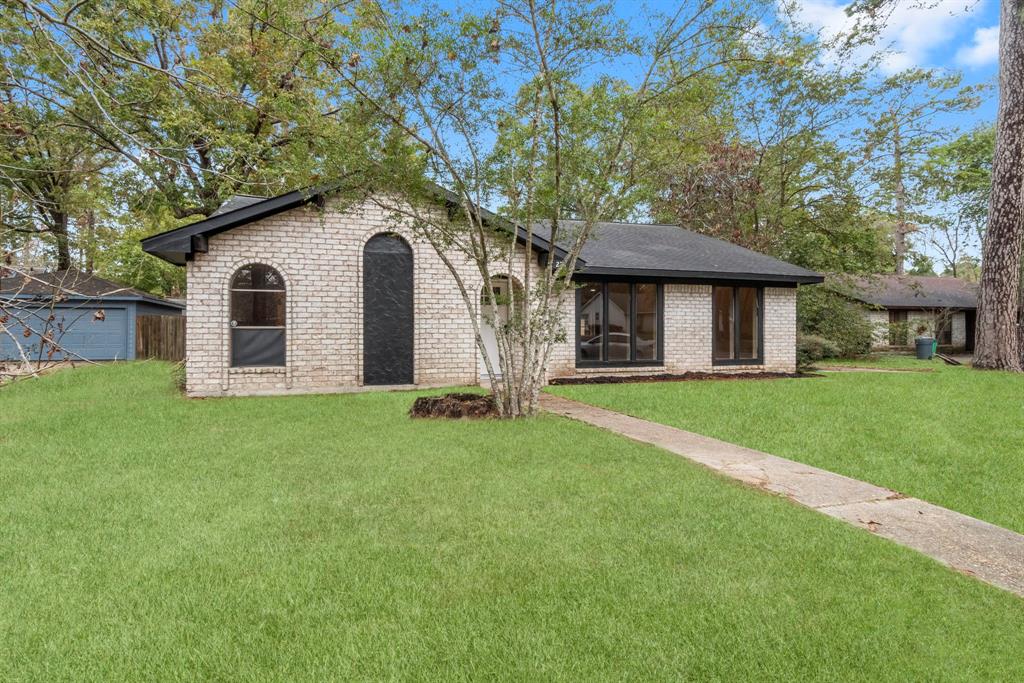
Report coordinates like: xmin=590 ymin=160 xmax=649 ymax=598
xmin=136 ymin=315 xmax=185 ymax=361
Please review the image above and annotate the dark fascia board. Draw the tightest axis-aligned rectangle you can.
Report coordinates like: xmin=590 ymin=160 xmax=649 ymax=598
xmin=573 ymin=267 xmax=824 ymax=286
xmin=425 ymin=183 xmax=571 ymax=263
xmin=140 ymin=181 xmax=569 ymax=266
xmin=140 ymin=184 xmax=337 ymax=265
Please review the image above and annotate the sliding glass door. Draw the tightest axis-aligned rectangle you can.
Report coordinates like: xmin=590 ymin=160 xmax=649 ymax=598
xmin=712 ymin=286 xmax=762 ymax=365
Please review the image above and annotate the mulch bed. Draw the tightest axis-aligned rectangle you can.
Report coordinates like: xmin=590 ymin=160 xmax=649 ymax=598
xmin=410 ymin=392 xmax=499 ymax=419
xmin=548 ymin=371 xmax=814 ymax=386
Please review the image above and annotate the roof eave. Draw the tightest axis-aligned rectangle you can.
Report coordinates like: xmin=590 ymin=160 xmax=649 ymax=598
xmin=858 ymin=301 xmax=977 ymax=310
xmin=141 ymin=181 xmax=572 ymax=266
xmin=574 ymin=266 xmax=824 ymax=285
xmin=140 ymin=184 xmax=336 ymax=263
xmin=0 ymin=292 xmax=184 ymax=309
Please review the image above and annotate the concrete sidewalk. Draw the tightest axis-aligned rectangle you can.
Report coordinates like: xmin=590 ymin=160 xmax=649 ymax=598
xmin=542 ymin=394 xmax=1024 ymax=598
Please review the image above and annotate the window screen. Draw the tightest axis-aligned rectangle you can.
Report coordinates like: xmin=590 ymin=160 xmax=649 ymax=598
xmin=230 ymin=264 xmax=286 ymax=367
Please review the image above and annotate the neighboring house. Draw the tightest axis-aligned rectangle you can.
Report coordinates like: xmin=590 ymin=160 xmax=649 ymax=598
xmin=843 ymin=275 xmax=978 ymax=352
xmin=0 ymin=269 xmax=184 ymax=361
xmin=140 ymin=188 xmax=823 ymax=397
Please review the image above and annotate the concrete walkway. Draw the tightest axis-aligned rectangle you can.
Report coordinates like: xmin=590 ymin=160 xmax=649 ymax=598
xmin=542 ymin=394 xmax=1024 ymax=598
xmin=815 ymin=365 xmax=932 ymax=373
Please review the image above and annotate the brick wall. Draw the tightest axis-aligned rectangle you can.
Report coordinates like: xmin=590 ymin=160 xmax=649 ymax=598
xmin=185 ymin=198 xmax=799 ymax=396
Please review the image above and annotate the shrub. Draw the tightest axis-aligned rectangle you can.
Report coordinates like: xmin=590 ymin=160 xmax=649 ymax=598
xmin=796 ymin=334 xmax=841 ymax=369
xmin=171 ymin=361 xmax=186 ymax=394
xmin=797 ymin=286 xmax=874 ymax=357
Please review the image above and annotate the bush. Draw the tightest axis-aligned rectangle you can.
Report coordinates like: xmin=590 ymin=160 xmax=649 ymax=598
xmin=797 ymin=286 xmax=874 ymax=357
xmin=171 ymin=361 xmax=186 ymax=394
xmin=796 ymin=334 xmax=841 ymax=369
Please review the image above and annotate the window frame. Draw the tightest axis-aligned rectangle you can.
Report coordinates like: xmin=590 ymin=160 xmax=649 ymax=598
xmin=711 ymin=285 xmax=764 ymax=366
xmin=888 ymin=309 xmax=908 ymax=346
xmin=229 ymin=263 xmax=286 ymax=368
xmin=575 ymin=281 xmax=664 ymax=368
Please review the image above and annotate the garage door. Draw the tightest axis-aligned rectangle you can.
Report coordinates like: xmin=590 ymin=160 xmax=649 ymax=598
xmin=0 ymin=305 xmax=128 ymax=361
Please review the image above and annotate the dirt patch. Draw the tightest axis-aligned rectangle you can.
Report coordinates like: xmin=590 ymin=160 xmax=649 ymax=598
xmin=548 ymin=371 xmax=814 ymax=386
xmin=410 ymin=392 xmax=499 ymax=419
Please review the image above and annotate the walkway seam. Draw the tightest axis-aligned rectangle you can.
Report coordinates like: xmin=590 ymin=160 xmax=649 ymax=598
xmin=541 ymin=393 xmax=1024 ymax=598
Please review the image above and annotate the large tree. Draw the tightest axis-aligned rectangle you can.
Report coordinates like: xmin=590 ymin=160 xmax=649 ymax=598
xmin=975 ymin=0 xmax=1024 ymax=370
xmin=0 ymin=18 xmax=109 ymax=270
xmin=847 ymin=0 xmax=1024 ymax=369
xmin=919 ymin=125 xmax=994 ymax=277
xmin=3 ymin=0 xmax=376 ymax=289
xmin=860 ymin=68 xmax=982 ymax=274
xmin=307 ymin=0 xmax=756 ymax=415
xmin=644 ymin=24 xmax=893 ymax=275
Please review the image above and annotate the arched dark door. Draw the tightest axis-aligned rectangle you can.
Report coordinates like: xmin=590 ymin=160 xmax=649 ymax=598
xmin=363 ymin=233 xmax=414 ymax=385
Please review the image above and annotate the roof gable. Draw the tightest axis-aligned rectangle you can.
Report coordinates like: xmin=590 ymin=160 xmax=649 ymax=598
xmin=140 ymin=183 xmax=567 ymax=266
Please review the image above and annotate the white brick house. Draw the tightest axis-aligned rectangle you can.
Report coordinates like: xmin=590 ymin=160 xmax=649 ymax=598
xmin=141 ymin=188 xmax=822 ymax=397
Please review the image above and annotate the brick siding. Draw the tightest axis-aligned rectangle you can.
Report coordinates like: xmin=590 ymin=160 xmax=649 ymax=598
xmin=184 ymin=198 xmax=799 ymax=396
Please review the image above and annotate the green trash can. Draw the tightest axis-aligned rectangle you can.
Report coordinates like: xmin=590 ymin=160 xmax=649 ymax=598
xmin=915 ymin=336 xmax=935 ymax=360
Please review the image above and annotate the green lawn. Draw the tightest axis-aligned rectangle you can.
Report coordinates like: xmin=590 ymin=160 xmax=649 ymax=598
xmin=549 ymin=360 xmax=1024 ymax=535
xmin=2 ymin=363 xmax=1023 ymax=680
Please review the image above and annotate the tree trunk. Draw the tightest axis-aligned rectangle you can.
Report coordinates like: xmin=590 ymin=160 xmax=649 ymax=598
xmin=49 ymin=210 xmax=72 ymax=271
xmin=975 ymin=0 xmax=1024 ymax=370
xmin=83 ymin=210 xmax=95 ymax=273
xmin=893 ymin=121 xmax=908 ymax=275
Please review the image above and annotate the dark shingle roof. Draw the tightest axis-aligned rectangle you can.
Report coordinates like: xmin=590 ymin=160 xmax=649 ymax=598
xmin=0 ymin=269 xmax=183 ymax=309
xmin=536 ymin=221 xmax=823 ymax=284
xmin=211 ymin=194 xmax=267 ymax=216
xmin=840 ymin=275 xmax=978 ymax=309
xmin=142 ymin=188 xmax=822 ymax=284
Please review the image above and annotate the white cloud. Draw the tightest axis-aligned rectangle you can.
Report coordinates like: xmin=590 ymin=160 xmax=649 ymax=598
xmin=787 ymin=0 xmax=986 ymax=74
xmin=956 ymin=25 xmax=1000 ymax=67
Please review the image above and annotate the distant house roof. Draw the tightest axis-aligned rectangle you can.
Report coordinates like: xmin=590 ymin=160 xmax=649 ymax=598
xmin=840 ymin=275 xmax=978 ymax=309
xmin=537 ymin=220 xmax=823 ymax=284
xmin=140 ymin=185 xmax=822 ymax=285
xmin=0 ymin=269 xmax=183 ymax=309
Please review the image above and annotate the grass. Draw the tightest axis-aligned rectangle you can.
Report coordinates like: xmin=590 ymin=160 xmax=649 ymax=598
xmin=816 ymin=353 xmax=947 ymax=369
xmin=548 ymin=358 xmax=1024 ymax=535
xmin=1 ymin=362 xmax=1023 ymax=680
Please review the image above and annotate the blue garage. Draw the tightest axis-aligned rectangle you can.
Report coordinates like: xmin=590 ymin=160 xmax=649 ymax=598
xmin=1 ymin=269 xmax=183 ymax=362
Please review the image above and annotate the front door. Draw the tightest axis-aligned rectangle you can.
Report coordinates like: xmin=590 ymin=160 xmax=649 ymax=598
xmin=479 ymin=278 xmax=509 ymax=379
xmin=965 ymin=309 xmax=976 ymax=353
xmin=363 ymin=234 xmax=414 ymax=385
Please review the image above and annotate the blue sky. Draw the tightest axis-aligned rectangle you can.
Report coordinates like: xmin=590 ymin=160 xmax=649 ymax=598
xmin=436 ymin=0 xmax=999 ymax=265
xmin=773 ymin=0 xmax=999 ymax=127
xmin=584 ymin=0 xmax=1000 ymax=129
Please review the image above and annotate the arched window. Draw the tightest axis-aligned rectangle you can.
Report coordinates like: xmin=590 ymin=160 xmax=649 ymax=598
xmin=230 ymin=263 xmax=285 ymax=367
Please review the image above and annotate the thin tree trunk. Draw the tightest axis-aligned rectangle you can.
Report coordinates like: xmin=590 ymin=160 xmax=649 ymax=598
xmin=975 ymin=0 xmax=1024 ymax=370
xmin=893 ymin=121 xmax=908 ymax=275
xmin=49 ymin=211 xmax=71 ymax=271
xmin=83 ymin=209 xmax=95 ymax=273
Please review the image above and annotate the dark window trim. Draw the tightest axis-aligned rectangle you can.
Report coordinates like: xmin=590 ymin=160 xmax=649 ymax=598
xmin=711 ymin=286 xmax=764 ymax=366
xmin=575 ymin=282 xmax=664 ymax=368
xmin=229 ymin=264 xmax=287 ymax=368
